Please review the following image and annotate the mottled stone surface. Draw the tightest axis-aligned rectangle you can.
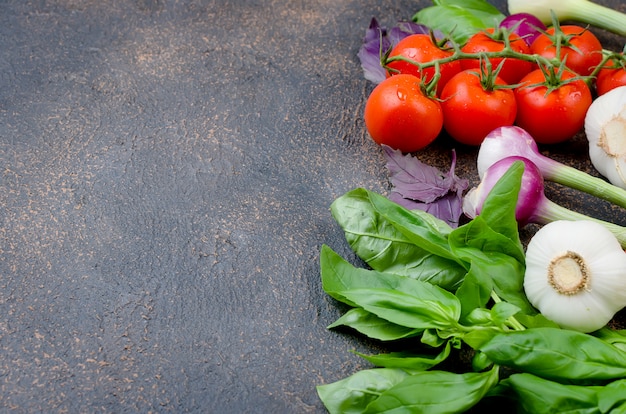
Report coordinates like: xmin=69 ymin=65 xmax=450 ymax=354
xmin=1 ymin=0 xmax=625 ymax=412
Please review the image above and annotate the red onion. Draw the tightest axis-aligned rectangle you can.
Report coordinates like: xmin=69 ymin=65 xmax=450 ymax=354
xmin=477 ymin=126 xmax=626 ymax=210
xmin=499 ymin=13 xmax=547 ymax=46
xmin=463 ymin=157 xmax=626 ymax=247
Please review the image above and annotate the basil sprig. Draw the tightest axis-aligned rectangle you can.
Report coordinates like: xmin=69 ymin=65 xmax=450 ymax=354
xmin=318 ymin=162 xmax=626 ymax=412
xmin=413 ymin=0 xmax=505 ymax=44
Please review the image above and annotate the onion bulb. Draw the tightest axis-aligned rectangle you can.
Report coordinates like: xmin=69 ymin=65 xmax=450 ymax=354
xmin=479 ymin=126 xmax=626 ymax=210
xmin=464 ymin=156 xmax=626 ymax=247
xmin=499 ymin=13 xmax=546 ymax=46
xmin=584 ymin=86 xmax=626 ymax=190
xmin=524 ymin=220 xmax=626 ymax=333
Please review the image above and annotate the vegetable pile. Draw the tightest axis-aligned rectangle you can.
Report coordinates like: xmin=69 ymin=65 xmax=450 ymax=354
xmin=361 ymin=0 xmax=626 ymax=150
xmin=318 ymin=0 xmax=626 ymax=412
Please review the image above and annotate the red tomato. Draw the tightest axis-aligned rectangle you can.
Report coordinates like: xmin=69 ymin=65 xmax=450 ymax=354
xmin=386 ymin=34 xmax=462 ymax=96
xmin=514 ymin=69 xmax=592 ymax=144
xmin=596 ymin=61 xmax=626 ymax=96
xmin=364 ymin=74 xmax=443 ymax=152
xmin=440 ymin=70 xmax=517 ymax=146
xmin=530 ymin=25 xmax=603 ymax=76
xmin=461 ymin=28 xmax=533 ymax=85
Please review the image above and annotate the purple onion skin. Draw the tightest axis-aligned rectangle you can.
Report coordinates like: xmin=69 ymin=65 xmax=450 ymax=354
xmin=358 ymin=18 xmax=433 ymax=84
xmin=499 ymin=13 xmax=547 ymax=46
xmin=477 ymin=126 xmax=560 ymax=181
xmin=474 ymin=156 xmax=546 ymax=226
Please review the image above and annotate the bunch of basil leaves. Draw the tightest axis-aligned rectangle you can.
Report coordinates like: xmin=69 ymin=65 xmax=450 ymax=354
xmin=318 ymin=162 xmax=626 ymax=413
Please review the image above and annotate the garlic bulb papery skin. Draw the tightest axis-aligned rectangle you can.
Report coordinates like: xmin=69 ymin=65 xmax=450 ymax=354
xmin=524 ymin=220 xmax=626 ymax=333
xmin=585 ymin=85 xmax=626 ymax=190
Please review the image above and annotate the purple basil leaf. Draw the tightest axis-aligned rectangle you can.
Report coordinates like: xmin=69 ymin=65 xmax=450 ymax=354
xmin=388 ymin=21 xmax=431 ymax=45
xmin=383 ymin=145 xmax=468 ymax=228
xmin=389 ymin=191 xmax=464 ymax=228
xmin=358 ymin=18 xmax=390 ymax=84
xmin=358 ymin=18 xmax=435 ymax=84
xmin=424 ymin=191 xmax=465 ymax=228
xmin=383 ymin=145 xmax=449 ymax=203
xmin=442 ymin=150 xmax=469 ymax=197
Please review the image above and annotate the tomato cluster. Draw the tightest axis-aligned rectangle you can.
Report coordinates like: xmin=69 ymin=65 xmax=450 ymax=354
xmin=364 ymin=25 xmax=626 ymax=151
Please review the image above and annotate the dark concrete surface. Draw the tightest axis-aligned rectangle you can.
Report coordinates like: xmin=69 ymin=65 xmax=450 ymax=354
xmin=1 ymin=0 xmax=625 ymax=412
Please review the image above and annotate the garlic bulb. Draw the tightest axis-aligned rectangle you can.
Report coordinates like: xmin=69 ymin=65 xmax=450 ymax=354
xmin=524 ymin=220 xmax=626 ymax=333
xmin=584 ymin=85 xmax=626 ymax=190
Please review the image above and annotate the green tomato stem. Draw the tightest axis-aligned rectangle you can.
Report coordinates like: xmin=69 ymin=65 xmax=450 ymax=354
xmin=385 ymin=47 xmax=554 ymax=74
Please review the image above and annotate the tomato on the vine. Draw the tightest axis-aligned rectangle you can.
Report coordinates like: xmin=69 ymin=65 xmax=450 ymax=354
xmin=461 ymin=28 xmax=533 ymax=85
xmin=514 ymin=68 xmax=592 ymax=144
xmin=440 ymin=69 xmax=517 ymax=146
xmin=364 ymin=74 xmax=443 ymax=152
xmin=386 ymin=34 xmax=462 ymax=96
xmin=596 ymin=58 xmax=626 ymax=96
xmin=530 ymin=25 xmax=603 ymax=76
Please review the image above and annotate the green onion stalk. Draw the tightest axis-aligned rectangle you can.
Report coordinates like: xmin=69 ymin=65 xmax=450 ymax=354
xmin=508 ymin=0 xmax=626 ymax=37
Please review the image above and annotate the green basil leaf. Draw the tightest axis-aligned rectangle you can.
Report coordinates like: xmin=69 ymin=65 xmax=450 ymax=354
xmin=328 ymin=307 xmax=422 ymax=341
xmin=321 ymin=244 xmax=435 ymax=307
xmin=317 ymin=368 xmax=410 ymax=414
xmin=434 ymin=0 xmax=503 ymax=10
xmin=330 ymin=188 xmax=467 ymax=290
xmin=413 ymin=0 xmax=505 ymax=44
xmin=471 ymin=351 xmax=493 ymax=371
xmin=338 ymin=287 xmax=460 ymax=330
xmin=421 ymin=328 xmax=447 ymax=348
xmin=450 ymin=162 xmax=534 ymax=315
xmin=363 ymin=189 xmax=462 ymax=263
xmin=462 ymin=327 xmax=499 ymax=350
xmin=480 ymin=327 xmax=626 ymax=382
xmin=604 ymin=404 xmax=626 ymax=414
xmin=597 ymin=379 xmax=626 ymax=413
xmin=363 ymin=366 xmax=499 ymax=414
xmin=594 ymin=327 xmax=626 ymax=352
xmin=502 ymin=373 xmax=600 ymax=414
xmin=454 ymin=260 xmax=494 ymax=318
xmin=490 ymin=302 xmax=522 ymax=327
xmin=464 ymin=307 xmax=493 ymax=326
xmin=355 ymin=341 xmax=451 ymax=371
xmin=476 ymin=161 xmax=526 ymax=262
xmin=320 ymin=244 xmax=387 ymax=307
xmin=450 ymin=229 xmax=534 ymax=316
xmin=452 ymin=214 xmax=524 ymax=266
xmin=321 ymin=245 xmax=461 ymax=317
xmin=515 ymin=313 xmax=560 ymax=329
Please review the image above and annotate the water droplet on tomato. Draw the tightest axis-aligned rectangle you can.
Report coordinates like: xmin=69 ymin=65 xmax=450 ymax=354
xmin=396 ymin=88 xmax=408 ymax=101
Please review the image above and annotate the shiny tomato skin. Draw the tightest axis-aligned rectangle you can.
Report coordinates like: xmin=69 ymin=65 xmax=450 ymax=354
xmin=364 ymin=74 xmax=443 ymax=152
xmin=514 ymin=69 xmax=592 ymax=144
xmin=596 ymin=66 xmax=626 ymax=96
xmin=440 ymin=70 xmax=517 ymax=146
xmin=386 ymin=34 xmax=462 ymax=96
xmin=461 ymin=28 xmax=533 ymax=85
xmin=530 ymin=25 xmax=603 ymax=76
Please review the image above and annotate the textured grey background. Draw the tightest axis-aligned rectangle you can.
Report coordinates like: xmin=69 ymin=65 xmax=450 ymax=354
xmin=1 ymin=0 xmax=624 ymax=412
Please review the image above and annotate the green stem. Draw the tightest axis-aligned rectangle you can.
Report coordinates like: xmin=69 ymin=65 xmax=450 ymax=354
xmin=509 ymin=0 xmax=626 ymax=37
xmin=537 ymin=199 xmax=626 ymax=248
xmin=547 ymin=163 xmax=626 ymax=211
xmin=565 ymin=0 xmax=626 ymax=37
xmin=490 ymin=291 xmax=526 ymax=331
xmin=385 ymin=47 xmax=556 ymax=74
xmin=587 ymin=50 xmax=622 ymax=79
xmin=385 ymin=44 xmax=598 ymax=89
